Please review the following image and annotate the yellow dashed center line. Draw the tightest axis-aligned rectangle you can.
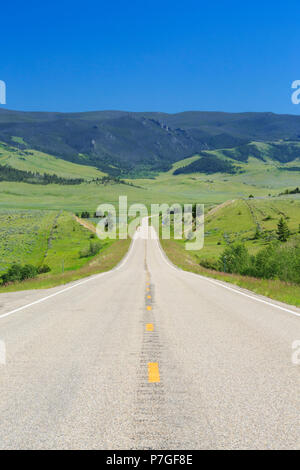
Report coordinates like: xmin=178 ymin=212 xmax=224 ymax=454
xmin=148 ymin=362 xmax=160 ymax=383
xmin=144 ymin=275 xmax=159 ymax=384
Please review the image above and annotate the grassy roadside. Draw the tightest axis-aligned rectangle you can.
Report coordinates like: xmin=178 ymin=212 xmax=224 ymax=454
xmin=0 ymin=236 xmax=131 ymax=293
xmin=161 ymin=238 xmax=300 ymax=308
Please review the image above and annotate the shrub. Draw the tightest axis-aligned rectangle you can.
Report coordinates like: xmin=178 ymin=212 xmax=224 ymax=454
xmin=0 ymin=263 xmax=38 ymax=285
xmin=1 ymin=264 xmax=23 ymax=284
xmin=21 ymin=264 xmax=38 ymax=280
xmin=252 ymin=244 xmax=279 ymax=279
xmin=219 ymin=243 xmax=252 ymax=275
xmin=79 ymin=240 xmax=102 ymax=258
xmin=218 ymin=241 xmax=300 ymax=284
xmin=89 ymin=240 xmax=101 ymax=255
xmin=199 ymin=258 xmax=219 ymax=270
xmin=38 ymin=264 xmax=51 ymax=274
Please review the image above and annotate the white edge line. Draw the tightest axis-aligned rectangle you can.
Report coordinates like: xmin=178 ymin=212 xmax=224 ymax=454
xmin=153 ymin=228 xmax=300 ymax=319
xmin=0 ymin=237 xmax=137 ymax=320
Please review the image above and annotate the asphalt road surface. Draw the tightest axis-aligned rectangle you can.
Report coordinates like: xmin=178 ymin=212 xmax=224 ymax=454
xmin=0 ymin=219 xmax=299 ymax=450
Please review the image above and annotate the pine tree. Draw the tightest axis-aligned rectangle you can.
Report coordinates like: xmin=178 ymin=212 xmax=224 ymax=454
xmin=276 ymin=217 xmax=290 ymax=242
xmin=254 ymin=225 xmax=261 ymax=239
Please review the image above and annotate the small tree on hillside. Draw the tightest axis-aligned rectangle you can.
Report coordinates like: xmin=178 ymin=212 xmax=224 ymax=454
xmin=254 ymin=225 xmax=261 ymax=240
xmin=276 ymin=217 xmax=290 ymax=242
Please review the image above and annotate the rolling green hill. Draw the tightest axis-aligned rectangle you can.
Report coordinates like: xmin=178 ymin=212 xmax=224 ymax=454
xmin=0 ymin=208 xmax=130 ymax=292
xmin=173 ymin=141 xmax=300 ymax=175
xmin=173 ymin=153 xmax=238 ymax=175
xmin=161 ymin=196 xmax=300 ymax=306
xmin=0 ymin=154 xmax=299 ymax=212
xmin=198 ymin=197 xmax=300 ymax=261
xmin=0 ymin=142 xmax=104 ymax=179
xmin=0 ymin=209 xmax=109 ymax=275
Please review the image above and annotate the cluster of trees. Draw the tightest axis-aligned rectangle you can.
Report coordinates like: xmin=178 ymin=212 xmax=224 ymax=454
xmin=278 ymin=167 xmax=300 ymax=172
xmin=0 ymin=164 xmax=144 ymax=188
xmin=77 ymin=211 xmax=91 ymax=218
xmin=251 ymin=217 xmax=290 ymax=242
xmin=0 ymin=165 xmax=84 ymax=185
xmin=89 ymin=176 xmax=124 ymax=185
xmin=279 ymin=187 xmax=300 ymax=196
xmin=218 ymin=241 xmax=300 ymax=284
xmin=88 ymin=176 xmax=142 ymax=188
xmin=76 ymin=211 xmax=108 ymax=219
xmin=0 ymin=263 xmax=50 ymax=285
xmin=200 ymin=218 xmax=300 ymax=284
xmin=39 ymin=173 xmax=84 ymax=185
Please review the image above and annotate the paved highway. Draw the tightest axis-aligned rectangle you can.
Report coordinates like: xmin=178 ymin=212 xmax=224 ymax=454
xmin=0 ymin=219 xmax=299 ymax=449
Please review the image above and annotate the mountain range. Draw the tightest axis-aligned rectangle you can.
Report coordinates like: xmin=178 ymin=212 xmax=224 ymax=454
xmin=0 ymin=109 xmax=300 ymax=176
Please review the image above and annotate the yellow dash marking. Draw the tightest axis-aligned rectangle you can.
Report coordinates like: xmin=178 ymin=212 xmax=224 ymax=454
xmin=147 ymin=306 xmax=152 ymax=311
xmin=148 ymin=362 xmax=160 ymax=383
xmin=146 ymin=323 xmax=154 ymax=331
xmin=147 ymin=295 xmax=151 ymax=299
xmin=146 ymin=287 xmax=150 ymax=292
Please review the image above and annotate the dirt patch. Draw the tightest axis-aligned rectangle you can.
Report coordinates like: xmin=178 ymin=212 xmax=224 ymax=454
xmin=74 ymin=215 xmax=96 ymax=233
xmin=207 ymin=199 xmax=235 ymax=217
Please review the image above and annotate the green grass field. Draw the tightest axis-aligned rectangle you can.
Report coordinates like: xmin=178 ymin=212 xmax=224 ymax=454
xmin=0 ymin=209 xmax=109 ymax=275
xmin=0 ymin=208 xmax=131 ymax=291
xmin=1 ymin=166 xmax=299 ymax=213
xmin=0 ymin=142 xmax=104 ymax=180
xmin=0 ymin=209 xmax=58 ymax=273
xmin=1 ymin=139 xmax=300 ymax=213
xmin=196 ymin=197 xmax=300 ymax=262
xmin=0 ymin=236 xmax=130 ymax=293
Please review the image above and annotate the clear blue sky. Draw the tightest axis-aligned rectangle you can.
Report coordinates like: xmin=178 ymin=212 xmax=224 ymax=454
xmin=1 ymin=0 xmax=299 ymax=114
